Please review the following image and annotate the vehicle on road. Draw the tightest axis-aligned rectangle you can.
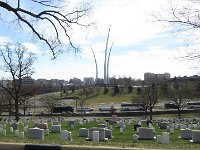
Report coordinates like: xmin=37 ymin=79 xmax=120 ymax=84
xmin=164 ymin=102 xmax=178 ymax=109
xmin=77 ymin=107 xmax=93 ymax=113
xmin=99 ymin=106 xmax=117 ymax=112
xmin=121 ymin=103 xmax=144 ymax=111
xmin=53 ymin=106 xmax=74 ymax=114
xmin=186 ymin=101 xmax=200 ymax=109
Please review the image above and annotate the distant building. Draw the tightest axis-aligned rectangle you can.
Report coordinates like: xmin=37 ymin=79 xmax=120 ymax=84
xmin=144 ymin=72 xmax=170 ymax=82
xmin=35 ymin=79 xmax=47 ymax=85
xmin=83 ymin=77 xmax=94 ymax=86
xmin=69 ymin=77 xmax=82 ymax=86
xmin=22 ymin=77 xmax=35 ymax=85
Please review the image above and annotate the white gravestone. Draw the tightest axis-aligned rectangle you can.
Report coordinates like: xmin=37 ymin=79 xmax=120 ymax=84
xmin=88 ymin=128 xmax=108 ymax=141
xmin=10 ymin=127 xmax=13 ymax=133
xmin=0 ymin=129 xmax=6 ymax=136
xmin=92 ymin=130 xmax=99 ymax=142
xmin=51 ymin=124 xmax=61 ymax=133
xmin=19 ymin=131 xmax=24 ymax=139
xmin=133 ymin=134 xmax=139 ymax=143
xmin=157 ymin=135 xmax=162 ymax=144
xmin=162 ymin=132 xmax=169 ymax=144
xmin=28 ymin=127 xmax=44 ymax=140
xmin=45 ymin=129 xmax=49 ymax=135
xmin=24 ymin=127 xmax=27 ymax=132
xmin=15 ymin=130 xmax=19 ymax=137
xmin=61 ymin=130 xmax=72 ymax=141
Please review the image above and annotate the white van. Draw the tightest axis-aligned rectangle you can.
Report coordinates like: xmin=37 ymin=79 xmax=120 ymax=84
xmin=77 ymin=107 xmax=93 ymax=113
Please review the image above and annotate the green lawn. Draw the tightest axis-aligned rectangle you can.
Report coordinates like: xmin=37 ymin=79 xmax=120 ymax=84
xmin=0 ymin=117 xmax=200 ymax=149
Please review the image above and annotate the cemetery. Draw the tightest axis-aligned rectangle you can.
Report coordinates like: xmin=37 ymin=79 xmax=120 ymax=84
xmin=0 ymin=115 xmax=200 ymax=149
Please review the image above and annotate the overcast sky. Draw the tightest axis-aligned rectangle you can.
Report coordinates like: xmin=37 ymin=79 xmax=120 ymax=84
xmin=0 ymin=0 xmax=199 ymax=81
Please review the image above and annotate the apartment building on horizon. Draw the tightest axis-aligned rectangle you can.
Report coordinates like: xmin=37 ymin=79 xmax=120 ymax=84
xmin=144 ymin=72 xmax=171 ymax=81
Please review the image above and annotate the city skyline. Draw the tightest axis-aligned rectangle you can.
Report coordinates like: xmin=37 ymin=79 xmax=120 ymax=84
xmin=0 ymin=0 xmax=199 ymax=81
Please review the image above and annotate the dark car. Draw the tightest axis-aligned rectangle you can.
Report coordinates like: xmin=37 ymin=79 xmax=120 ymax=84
xmin=165 ymin=102 xmax=178 ymax=109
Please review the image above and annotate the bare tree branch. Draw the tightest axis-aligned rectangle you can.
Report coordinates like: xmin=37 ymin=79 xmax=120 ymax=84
xmin=0 ymin=1 xmax=93 ymax=59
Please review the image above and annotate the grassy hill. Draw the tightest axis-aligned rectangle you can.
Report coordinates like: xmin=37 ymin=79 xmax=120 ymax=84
xmin=57 ymin=87 xmax=134 ymax=106
xmin=52 ymin=79 xmax=200 ymax=107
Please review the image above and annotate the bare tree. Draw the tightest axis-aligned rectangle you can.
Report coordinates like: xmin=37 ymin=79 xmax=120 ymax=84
xmin=0 ymin=43 xmax=37 ymax=121
xmin=40 ymin=94 xmax=60 ymax=115
xmin=133 ymin=83 xmax=158 ymax=120
xmin=0 ymin=0 xmax=93 ymax=59
xmin=167 ymin=79 xmax=193 ymax=119
xmin=153 ymin=0 xmax=200 ymax=59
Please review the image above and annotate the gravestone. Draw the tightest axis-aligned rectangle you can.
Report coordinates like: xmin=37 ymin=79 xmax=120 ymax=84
xmin=158 ymin=122 xmax=169 ymax=129
xmin=156 ymin=135 xmax=162 ymax=143
xmin=162 ymin=132 xmax=169 ymax=144
xmin=190 ymin=130 xmax=200 ymax=143
xmin=98 ymin=124 xmax=106 ymax=128
xmin=88 ymin=127 xmax=108 ymax=141
xmin=28 ymin=127 xmax=44 ymax=140
xmin=120 ymin=127 xmax=124 ymax=133
xmin=105 ymin=129 xmax=112 ymax=139
xmin=51 ymin=125 xmax=61 ymax=133
xmin=112 ymin=115 xmax=117 ymax=122
xmin=15 ymin=130 xmax=19 ymax=137
xmin=0 ymin=129 xmax=6 ymax=136
xmin=68 ymin=120 xmax=75 ymax=128
xmin=117 ymin=120 xmax=125 ymax=129
xmin=10 ymin=127 xmax=13 ymax=133
xmin=61 ymin=130 xmax=72 ymax=141
xmin=169 ymin=127 xmax=174 ymax=134
xmin=92 ymin=130 xmax=99 ymax=142
xmin=12 ymin=122 xmax=19 ymax=130
xmin=138 ymin=127 xmax=154 ymax=140
xmin=19 ymin=131 xmax=24 ymax=139
xmin=45 ymin=129 xmax=49 ymax=135
xmin=79 ymin=128 xmax=89 ymax=137
xmin=133 ymin=134 xmax=139 ymax=143
xmin=38 ymin=123 xmax=48 ymax=129
xmin=180 ymin=124 xmax=187 ymax=129
xmin=52 ymin=121 xmax=60 ymax=125
xmin=108 ymin=120 xmax=115 ymax=125
xmin=179 ymin=129 xmax=192 ymax=139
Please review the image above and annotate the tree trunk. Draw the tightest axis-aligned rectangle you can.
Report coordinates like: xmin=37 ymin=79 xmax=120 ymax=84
xmin=149 ymin=107 xmax=153 ymax=121
xmin=23 ymin=108 xmax=26 ymax=116
xmin=15 ymin=99 xmax=19 ymax=122
xmin=178 ymin=108 xmax=181 ymax=119
xmin=145 ymin=108 xmax=148 ymax=119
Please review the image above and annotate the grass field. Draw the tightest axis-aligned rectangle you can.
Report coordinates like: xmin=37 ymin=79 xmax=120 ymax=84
xmin=0 ymin=117 xmax=200 ymax=149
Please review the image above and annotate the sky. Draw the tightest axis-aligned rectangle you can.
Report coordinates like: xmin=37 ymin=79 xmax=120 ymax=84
xmin=0 ymin=0 xmax=200 ymax=81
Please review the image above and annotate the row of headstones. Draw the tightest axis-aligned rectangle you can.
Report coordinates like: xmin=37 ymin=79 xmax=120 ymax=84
xmin=133 ymin=131 xmax=170 ymax=144
xmin=79 ymin=127 xmax=112 ymax=142
xmin=133 ymin=127 xmax=200 ymax=144
xmin=4 ymin=116 xmax=200 ymax=142
xmin=0 ymin=117 xmax=110 ymax=141
xmin=156 ymin=121 xmax=200 ymax=130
